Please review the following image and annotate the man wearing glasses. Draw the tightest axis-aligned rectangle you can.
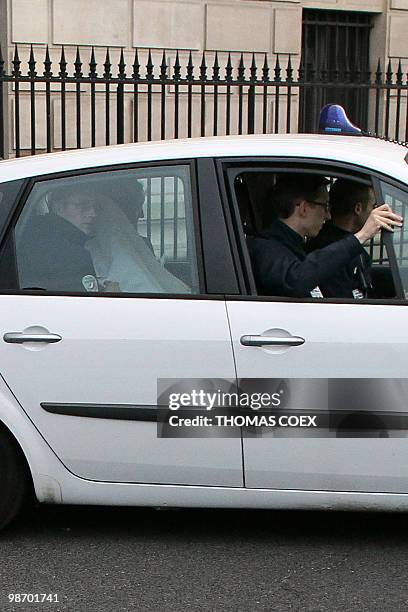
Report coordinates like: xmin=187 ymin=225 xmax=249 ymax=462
xmin=248 ymin=173 xmax=402 ymax=298
xmin=18 ymin=185 xmax=118 ymax=293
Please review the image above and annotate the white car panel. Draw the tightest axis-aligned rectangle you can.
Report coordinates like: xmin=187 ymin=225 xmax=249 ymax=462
xmin=0 ymin=134 xmax=407 ymax=183
xmin=0 ymin=296 xmax=242 ymax=486
xmin=226 ymin=300 xmax=408 ymax=493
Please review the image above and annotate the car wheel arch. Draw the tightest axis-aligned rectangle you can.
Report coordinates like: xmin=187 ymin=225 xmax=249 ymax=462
xmin=0 ymin=420 xmax=35 ymax=529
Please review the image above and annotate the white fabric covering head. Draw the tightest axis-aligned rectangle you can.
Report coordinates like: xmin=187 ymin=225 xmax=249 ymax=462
xmin=86 ymin=194 xmax=190 ymax=294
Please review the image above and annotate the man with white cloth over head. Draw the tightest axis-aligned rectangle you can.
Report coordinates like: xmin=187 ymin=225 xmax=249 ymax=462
xmin=86 ymin=177 xmax=190 ymax=294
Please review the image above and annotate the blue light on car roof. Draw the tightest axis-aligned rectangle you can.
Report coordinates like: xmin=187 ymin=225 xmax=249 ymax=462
xmin=318 ymin=104 xmax=362 ymax=136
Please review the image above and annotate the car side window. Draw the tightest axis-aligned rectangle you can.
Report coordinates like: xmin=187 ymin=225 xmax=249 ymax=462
xmin=230 ymin=168 xmax=397 ymax=301
xmin=13 ymin=165 xmax=200 ymax=295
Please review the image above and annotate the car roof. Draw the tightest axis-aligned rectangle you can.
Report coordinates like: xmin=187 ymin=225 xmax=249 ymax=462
xmin=1 ymin=134 xmax=407 ymax=184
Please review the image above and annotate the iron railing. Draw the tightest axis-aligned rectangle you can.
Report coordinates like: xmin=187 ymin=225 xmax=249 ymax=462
xmin=0 ymin=44 xmax=408 ymax=157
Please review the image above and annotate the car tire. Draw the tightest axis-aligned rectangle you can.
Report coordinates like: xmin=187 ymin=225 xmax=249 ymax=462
xmin=0 ymin=427 xmax=28 ymax=530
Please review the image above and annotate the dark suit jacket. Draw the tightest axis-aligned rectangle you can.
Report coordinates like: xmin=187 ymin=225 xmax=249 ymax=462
xmin=248 ymin=218 xmax=364 ymax=298
xmin=18 ymin=213 xmax=97 ymax=292
xmin=306 ymin=221 xmax=373 ymax=298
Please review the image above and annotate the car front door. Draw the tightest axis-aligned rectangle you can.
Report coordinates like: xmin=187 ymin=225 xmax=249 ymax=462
xmin=222 ymin=160 xmax=408 ymax=493
xmin=0 ymin=161 xmax=243 ymax=487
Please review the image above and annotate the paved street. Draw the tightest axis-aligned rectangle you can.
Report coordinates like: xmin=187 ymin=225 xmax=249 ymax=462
xmin=1 ymin=505 xmax=408 ymax=612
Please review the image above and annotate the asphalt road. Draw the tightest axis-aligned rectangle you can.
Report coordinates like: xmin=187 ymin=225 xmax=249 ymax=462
xmin=1 ymin=505 xmax=408 ymax=612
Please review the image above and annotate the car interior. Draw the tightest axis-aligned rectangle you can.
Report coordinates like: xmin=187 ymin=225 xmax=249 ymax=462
xmin=232 ymin=169 xmax=397 ymax=299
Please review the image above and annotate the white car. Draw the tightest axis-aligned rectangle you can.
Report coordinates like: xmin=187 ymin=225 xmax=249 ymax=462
xmin=1 ymin=124 xmax=408 ymax=529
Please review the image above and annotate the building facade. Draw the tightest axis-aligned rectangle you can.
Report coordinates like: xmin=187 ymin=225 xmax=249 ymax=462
xmin=1 ymin=0 xmax=408 ymax=155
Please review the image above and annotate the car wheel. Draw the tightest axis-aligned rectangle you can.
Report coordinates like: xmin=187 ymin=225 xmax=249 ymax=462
xmin=0 ymin=428 xmax=28 ymax=530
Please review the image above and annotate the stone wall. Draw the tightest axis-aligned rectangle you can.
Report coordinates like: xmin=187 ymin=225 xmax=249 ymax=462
xmin=2 ymin=0 xmax=408 ymax=154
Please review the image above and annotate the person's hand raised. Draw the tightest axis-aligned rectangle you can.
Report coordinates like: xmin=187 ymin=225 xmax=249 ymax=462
xmin=355 ymin=204 xmax=403 ymax=244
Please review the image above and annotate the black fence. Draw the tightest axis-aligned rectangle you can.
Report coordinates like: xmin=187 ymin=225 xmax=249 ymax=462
xmin=0 ymin=44 xmax=408 ymax=157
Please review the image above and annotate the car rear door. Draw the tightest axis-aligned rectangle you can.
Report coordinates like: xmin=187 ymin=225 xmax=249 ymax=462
xmin=0 ymin=159 xmax=243 ymax=486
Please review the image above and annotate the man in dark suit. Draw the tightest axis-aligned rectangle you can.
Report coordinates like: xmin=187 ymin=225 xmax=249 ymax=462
xmin=18 ymin=185 xmax=99 ymax=292
xmin=248 ymin=173 xmax=402 ymax=298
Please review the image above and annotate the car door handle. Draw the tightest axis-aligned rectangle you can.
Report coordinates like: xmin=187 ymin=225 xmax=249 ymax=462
xmin=3 ymin=332 xmax=62 ymax=344
xmin=240 ymin=335 xmax=305 ymax=347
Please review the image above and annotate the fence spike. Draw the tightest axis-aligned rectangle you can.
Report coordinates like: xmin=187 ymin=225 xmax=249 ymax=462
xmin=225 ymin=53 xmax=233 ymax=82
xmin=286 ymin=54 xmax=293 ymax=83
xmin=397 ymin=59 xmax=403 ymax=85
xmin=89 ymin=46 xmax=97 ymax=78
xmin=200 ymin=52 xmax=207 ymax=80
xmin=375 ymin=58 xmax=382 ymax=84
xmin=160 ymin=49 xmax=168 ymax=80
xmin=132 ymin=48 xmax=140 ymax=79
xmin=118 ymin=48 xmax=126 ymax=78
xmin=74 ymin=47 xmax=83 ymax=78
xmin=186 ymin=51 xmax=194 ymax=81
xmin=104 ymin=48 xmax=112 ymax=79
xmin=28 ymin=44 xmax=36 ymax=77
xmin=212 ymin=51 xmax=220 ymax=82
xmin=173 ymin=50 xmax=181 ymax=81
xmin=59 ymin=45 xmax=67 ymax=78
xmin=274 ymin=54 xmax=281 ymax=82
xmin=262 ymin=53 xmax=269 ymax=83
xmin=43 ymin=45 xmax=52 ymax=77
xmin=237 ymin=53 xmax=245 ymax=81
xmin=386 ymin=59 xmax=393 ymax=84
xmin=250 ymin=53 xmax=257 ymax=82
xmin=146 ymin=49 xmax=154 ymax=79
xmin=12 ymin=44 xmax=21 ymax=77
